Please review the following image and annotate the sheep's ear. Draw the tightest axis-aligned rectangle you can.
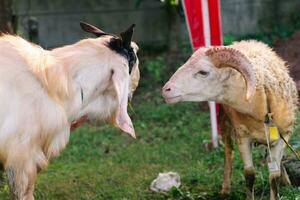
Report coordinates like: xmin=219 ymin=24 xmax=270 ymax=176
xmin=111 ymin=69 xmax=136 ymax=138
xmin=80 ymin=22 xmax=108 ymax=37
xmin=120 ymin=24 xmax=135 ymax=49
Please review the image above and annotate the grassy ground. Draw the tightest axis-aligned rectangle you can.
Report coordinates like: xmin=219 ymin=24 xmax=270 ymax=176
xmin=0 ymin=87 xmax=299 ymax=200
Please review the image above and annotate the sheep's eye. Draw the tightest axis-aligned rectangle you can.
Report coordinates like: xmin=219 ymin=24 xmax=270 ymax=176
xmin=197 ymin=70 xmax=209 ymax=76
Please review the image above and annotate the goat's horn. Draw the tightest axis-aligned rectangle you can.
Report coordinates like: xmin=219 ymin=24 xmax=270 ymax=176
xmin=205 ymin=47 xmax=256 ymax=101
xmin=120 ymin=24 xmax=135 ymax=49
xmin=80 ymin=22 xmax=108 ymax=37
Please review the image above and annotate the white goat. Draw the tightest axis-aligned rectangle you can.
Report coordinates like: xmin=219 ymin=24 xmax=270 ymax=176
xmin=162 ymin=40 xmax=298 ymax=200
xmin=0 ymin=22 xmax=139 ymax=200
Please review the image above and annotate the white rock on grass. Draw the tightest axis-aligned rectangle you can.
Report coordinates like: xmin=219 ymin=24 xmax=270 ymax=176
xmin=150 ymin=172 xmax=181 ymax=192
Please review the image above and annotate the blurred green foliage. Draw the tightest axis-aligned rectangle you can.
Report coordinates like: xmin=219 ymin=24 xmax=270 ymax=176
xmin=160 ymin=0 xmax=179 ymax=6
xmin=223 ymin=10 xmax=300 ymax=46
xmin=142 ymin=56 xmax=165 ymax=85
xmin=135 ymin=0 xmax=179 ymax=8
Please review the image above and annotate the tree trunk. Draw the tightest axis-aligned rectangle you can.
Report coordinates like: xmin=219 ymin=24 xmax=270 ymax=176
xmin=0 ymin=0 xmax=13 ymax=33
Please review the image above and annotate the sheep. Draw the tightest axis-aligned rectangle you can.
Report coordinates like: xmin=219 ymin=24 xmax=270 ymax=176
xmin=0 ymin=22 xmax=139 ymax=200
xmin=162 ymin=40 xmax=298 ymax=200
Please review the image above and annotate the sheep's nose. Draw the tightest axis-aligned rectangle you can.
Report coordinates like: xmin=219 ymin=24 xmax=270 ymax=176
xmin=162 ymin=82 xmax=174 ymax=98
xmin=164 ymin=87 xmax=171 ymax=92
xmin=162 ymin=84 xmax=172 ymax=95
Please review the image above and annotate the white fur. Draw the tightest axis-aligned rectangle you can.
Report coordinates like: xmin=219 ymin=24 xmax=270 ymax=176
xmin=0 ymin=34 xmax=138 ymax=200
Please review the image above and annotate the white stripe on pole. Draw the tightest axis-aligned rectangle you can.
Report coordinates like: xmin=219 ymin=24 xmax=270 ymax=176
xmin=201 ymin=0 xmax=219 ymax=148
xmin=209 ymin=101 xmax=218 ymax=147
xmin=201 ymin=0 xmax=211 ymax=47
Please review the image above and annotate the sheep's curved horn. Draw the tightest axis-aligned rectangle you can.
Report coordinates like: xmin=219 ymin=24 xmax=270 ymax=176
xmin=205 ymin=47 xmax=256 ymax=100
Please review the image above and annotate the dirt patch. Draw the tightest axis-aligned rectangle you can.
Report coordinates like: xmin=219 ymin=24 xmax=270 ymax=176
xmin=274 ymin=30 xmax=300 ymax=91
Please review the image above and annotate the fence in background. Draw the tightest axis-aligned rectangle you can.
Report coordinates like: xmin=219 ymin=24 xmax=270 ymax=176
xmin=11 ymin=0 xmax=300 ymax=48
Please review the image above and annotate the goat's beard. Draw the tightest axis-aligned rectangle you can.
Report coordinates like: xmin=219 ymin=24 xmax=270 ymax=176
xmin=105 ymin=109 xmax=119 ymax=127
xmin=85 ymin=108 xmax=118 ymax=127
xmin=70 ymin=110 xmax=117 ymax=130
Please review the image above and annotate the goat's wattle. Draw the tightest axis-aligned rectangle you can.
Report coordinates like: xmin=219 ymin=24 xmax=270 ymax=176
xmin=71 ymin=115 xmax=88 ymax=130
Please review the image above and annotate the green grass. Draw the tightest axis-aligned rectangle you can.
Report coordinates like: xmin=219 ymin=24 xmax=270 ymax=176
xmin=0 ymin=88 xmax=300 ymax=199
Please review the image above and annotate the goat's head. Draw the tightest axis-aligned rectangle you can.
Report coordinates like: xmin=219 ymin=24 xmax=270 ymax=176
xmin=162 ymin=47 xmax=256 ymax=103
xmin=70 ymin=22 xmax=140 ymax=138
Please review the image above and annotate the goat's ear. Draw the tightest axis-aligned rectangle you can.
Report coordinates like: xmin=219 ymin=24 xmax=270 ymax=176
xmin=111 ymin=69 xmax=136 ymax=138
xmin=120 ymin=24 xmax=135 ymax=49
xmin=80 ymin=21 xmax=108 ymax=37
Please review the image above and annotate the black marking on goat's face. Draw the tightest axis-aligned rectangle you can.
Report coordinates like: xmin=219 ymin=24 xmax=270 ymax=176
xmin=106 ymin=37 xmax=137 ymax=72
xmin=80 ymin=22 xmax=137 ymax=71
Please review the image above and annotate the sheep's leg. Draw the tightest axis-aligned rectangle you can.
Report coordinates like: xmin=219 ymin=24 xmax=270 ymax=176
xmin=6 ymin=159 xmax=37 ymax=200
xmin=221 ymin=132 xmax=233 ymax=194
xmin=269 ymin=137 xmax=287 ymax=200
xmin=220 ymin=119 xmax=233 ymax=194
xmin=236 ymin=137 xmax=255 ymax=200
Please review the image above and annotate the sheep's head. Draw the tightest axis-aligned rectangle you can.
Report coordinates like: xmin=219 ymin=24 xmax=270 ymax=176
xmin=162 ymin=47 xmax=256 ymax=104
xmin=73 ymin=22 xmax=140 ymax=138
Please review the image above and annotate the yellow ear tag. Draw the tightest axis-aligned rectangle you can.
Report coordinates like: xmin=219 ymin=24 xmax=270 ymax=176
xmin=268 ymin=126 xmax=279 ymax=141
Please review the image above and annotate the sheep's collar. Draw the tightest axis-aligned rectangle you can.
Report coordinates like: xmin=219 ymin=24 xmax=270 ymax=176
xmin=106 ymin=37 xmax=137 ymax=71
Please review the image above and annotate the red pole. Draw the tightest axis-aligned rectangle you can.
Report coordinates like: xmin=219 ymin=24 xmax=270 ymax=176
xmin=182 ymin=0 xmax=223 ymax=147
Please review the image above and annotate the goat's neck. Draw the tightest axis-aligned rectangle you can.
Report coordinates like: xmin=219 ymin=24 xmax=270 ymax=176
xmin=49 ymin=45 xmax=87 ymax=122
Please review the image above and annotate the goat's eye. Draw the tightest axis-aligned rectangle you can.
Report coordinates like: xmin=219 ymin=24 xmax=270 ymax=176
xmin=197 ymin=70 xmax=209 ymax=76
